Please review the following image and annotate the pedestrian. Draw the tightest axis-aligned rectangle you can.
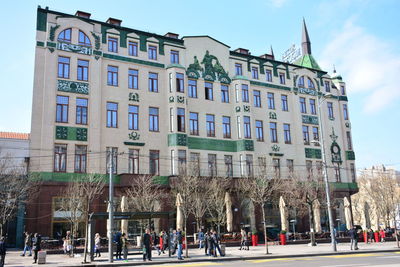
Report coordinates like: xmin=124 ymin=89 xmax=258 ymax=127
xmin=170 ymin=229 xmax=177 ymax=255
xmin=121 ymin=233 xmax=128 ymax=260
xmin=241 ymin=229 xmax=249 ymax=250
xmin=206 ymin=231 xmax=214 ymax=256
xmin=204 ymin=231 xmax=209 ymax=255
xmin=368 ymin=229 xmax=374 ymax=243
xmin=114 ymin=231 xmax=122 ymax=260
xmin=161 ymin=231 xmax=168 ymax=254
xmin=176 ymin=229 xmax=184 ymax=260
xmin=21 ymin=232 xmax=33 ymax=256
xmin=349 ymin=226 xmax=358 ymax=250
xmin=152 ymin=231 xmax=161 ymax=255
xmin=212 ymin=231 xmax=224 ymax=257
xmin=32 ymin=233 xmax=41 ymax=264
xmin=64 ymin=231 xmax=72 ymax=256
xmin=94 ymin=233 xmax=101 ymax=257
xmin=142 ymin=228 xmax=152 ymax=261
xmin=198 ymin=229 xmax=204 ymax=249
xmin=0 ymin=237 xmax=6 ymax=267
xmin=379 ymin=228 xmax=386 ymax=242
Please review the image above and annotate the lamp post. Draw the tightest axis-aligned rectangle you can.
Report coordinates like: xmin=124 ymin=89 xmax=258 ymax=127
xmin=290 ymin=219 xmax=297 ymax=241
xmin=312 ymin=91 xmax=337 ymax=252
xmin=108 ymin=149 xmax=114 ymax=263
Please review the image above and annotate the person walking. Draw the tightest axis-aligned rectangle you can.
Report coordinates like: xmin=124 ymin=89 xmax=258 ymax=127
xmin=198 ymin=229 xmax=205 ymax=249
xmin=21 ymin=232 xmax=33 ymax=256
xmin=239 ymin=229 xmax=249 ymax=250
xmin=212 ymin=231 xmax=224 ymax=257
xmin=368 ymin=229 xmax=374 ymax=243
xmin=142 ymin=228 xmax=152 ymax=261
xmin=152 ymin=231 xmax=161 ymax=256
xmin=379 ymin=228 xmax=386 ymax=242
xmin=0 ymin=237 xmax=6 ymax=267
xmin=114 ymin=231 xmax=122 ymax=260
xmin=64 ymin=231 xmax=72 ymax=256
xmin=176 ymin=229 xmax=184 ymax=260
xmin=349 ymin=226 xmax=358 ymax=250
xmin=206 ymin=231 xmax=214 ymax=256
xmin=32 ymin=233 xmax=41 ymax=264
xmin=94 ymin=233 xmax=101 ymax=257
xmin=170 ymin=229 xmax=177 ymax=255
xmin=121 ymin=233 xmax=128 ymax=260
xmin=161 ymin=231 xmax=168 ymax=254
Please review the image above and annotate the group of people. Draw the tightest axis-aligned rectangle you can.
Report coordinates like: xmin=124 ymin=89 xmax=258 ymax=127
xmin=197 ymin=229 xmax=225 ymax=257
xmin=19 ymin=232 xmax=42 ymax=264
xmin=142 ymin=228 xmax=184 ymax=261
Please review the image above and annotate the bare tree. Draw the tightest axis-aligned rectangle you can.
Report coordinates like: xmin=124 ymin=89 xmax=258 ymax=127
xmin=207 ymin=176 xmax=229 ymax=234
xmin=237 ymin=171 xmax=284 ymax=254
xmin=189 ymin=176 xmax=211 ymax=232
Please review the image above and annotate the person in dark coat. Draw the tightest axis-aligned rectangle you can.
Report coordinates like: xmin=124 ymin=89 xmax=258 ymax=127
xmin=206 ymin=231 xmax=214 ymax=256
xmin=21 ymin=232 xmax=33 ymax=256
xmin=349 ymin=226 xmax=358 ymax=250
xmin=142 ymin=229 xmax=152 ymax=261
xmin=161 ymin=231 xmax=168 ymax=254
xmin=114 ymin=231 xmax=122 ymax=260
xmin=0 ymin=237 xmax=6 ymax=267
xmin=152 ymin=231 xmax=161 ymax=255
xmin=32 ymin=233 xmax=41 ymax=264
xmin=212 ymin=231 xmax=224 ymax=257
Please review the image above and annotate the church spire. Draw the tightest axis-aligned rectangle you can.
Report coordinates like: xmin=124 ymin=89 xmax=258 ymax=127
xmin=270 ymin=45 xmax=274 ymax=58
xmin=302 ymin=18 xmax=312 ymax=55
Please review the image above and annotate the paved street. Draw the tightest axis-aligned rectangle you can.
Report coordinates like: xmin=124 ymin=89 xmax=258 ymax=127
xmin=3 ymin=241 xmax=399 ymax=266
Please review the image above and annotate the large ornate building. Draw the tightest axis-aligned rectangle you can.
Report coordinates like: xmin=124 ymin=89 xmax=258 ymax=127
xmin=28 ymin=6 xmax=357 ymax=237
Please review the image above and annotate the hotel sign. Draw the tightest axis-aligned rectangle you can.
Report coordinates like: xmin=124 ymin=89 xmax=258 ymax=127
xmin=281 ymin=44 xmax=301 ymax=63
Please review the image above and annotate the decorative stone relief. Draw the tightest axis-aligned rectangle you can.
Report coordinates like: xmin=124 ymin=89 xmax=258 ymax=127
xmin=243 ymin=105 xmax=250 ymax=112
xmin=177 ymin=96 xmax=185 ymax=103
xmin=57 ymin=42 xmax=92 ymax=55
xmin=271 ymin=144 xmax=280 ymax=152
xmin=269 ymin=112 xmax=277 ymax=120
xmin=57 ymin=80 xmax=89 ymax=95
xmin=129 ymin=92 xmax=139 ymax=102
xmin=128 ymin=131 xmax=140 ymax=140
xmin=302 ymin=115 xmax=318 ymax=125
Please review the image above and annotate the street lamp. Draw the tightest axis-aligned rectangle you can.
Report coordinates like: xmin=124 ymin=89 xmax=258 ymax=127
xmin=290 ymin=219 xmax=297 ymax=241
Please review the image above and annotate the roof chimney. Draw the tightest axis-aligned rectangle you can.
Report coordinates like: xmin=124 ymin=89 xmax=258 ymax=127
xmin=164 ymin=32 xmax=179 ymax=39
xmin=234 ymin=48 xmax=250 ymax=55
xmin=75 ymin=11 xmax=91 ymax=19
xmin=106 ymin=17 xmax=122 ymax=26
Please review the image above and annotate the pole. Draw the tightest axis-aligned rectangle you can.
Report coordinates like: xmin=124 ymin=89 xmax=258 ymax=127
xmin=317 ymin=96 xmax=337 ymax=252
xmin=108 ymin=149 xmax=114 ymax=262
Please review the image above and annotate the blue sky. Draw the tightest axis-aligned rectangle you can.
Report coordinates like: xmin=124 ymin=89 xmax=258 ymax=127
xmin=0 ymin=0 xmax=399 ymax=170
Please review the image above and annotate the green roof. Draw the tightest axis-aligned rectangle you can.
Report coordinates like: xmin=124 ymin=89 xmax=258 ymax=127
xmin=294 ymin=54 xmax=321 ymax=71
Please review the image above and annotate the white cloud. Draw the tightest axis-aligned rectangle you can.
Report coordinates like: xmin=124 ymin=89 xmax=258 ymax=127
xmin=268 ymin=0 xmax=287 ymax=8
xmin=319 ymin=19 xmax=400 ymax=113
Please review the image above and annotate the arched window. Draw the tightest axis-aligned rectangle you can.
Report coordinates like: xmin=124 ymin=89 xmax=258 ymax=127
xmin=58 ymin=28 xmax=72 ymax=43
xmin=78 ymin=30 xmax=91 ymax=46
xmin=307 ymin=77 xmax=315 ymax=89
xmin=297 ymin=76 xmax=315 ymax=89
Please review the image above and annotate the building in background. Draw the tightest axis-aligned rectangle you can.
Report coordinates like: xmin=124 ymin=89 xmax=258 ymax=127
xmin=28 ymin=6 xmax=357 ymax=237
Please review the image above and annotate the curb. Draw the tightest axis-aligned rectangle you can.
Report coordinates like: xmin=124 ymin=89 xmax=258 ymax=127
xmin=67 ymin=248 xmax=400 ymax=266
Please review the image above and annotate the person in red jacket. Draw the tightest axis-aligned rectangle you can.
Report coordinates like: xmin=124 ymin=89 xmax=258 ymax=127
xmin=379 ymin=228 xmax=386 ymax=242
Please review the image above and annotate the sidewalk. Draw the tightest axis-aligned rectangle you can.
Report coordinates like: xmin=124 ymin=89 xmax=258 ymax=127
xmin=4 ymin=241 xmax=399 ymax=266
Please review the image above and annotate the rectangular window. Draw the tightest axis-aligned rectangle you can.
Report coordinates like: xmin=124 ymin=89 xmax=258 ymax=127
xmin=149 ymin=107 xmax=159 ymax=132
xmin=188 ymin=80 xmax=197 ymax=98
xmin=206 ymin=114 xmax=215 ymax=137
xmin=128 ymin=69 xmax=139 ymax=89
xmin=258 ymin=157 xmax=267 ymax=175
xmin=178 ymin=150 xmax=186 ymax=175
xmin=58 ymin=56 xmax=70 ymax=78
xmin=300 ymin=97 xmax=307 ymax=113
xmin=108 ymin=37 xmax=118 ymax=52
xmin=267 ymin=92 xmax=275 ymax=109
xmin=128 ymin=105 xmax=139 ymax=130
xmin=149 ymin=72 xmax=158 ymax=92
xmin=281 ymin=95 xmax=288 ymax=111
xmin=107 ymin=65 xmax=118 ymax=86
xmin=306 ymin=160 xmax=312 ymax=178
xmin=128 ymin=41 xmax=138 ymax=56
xmin=224 ymin=155 xmax=233 ymax=177
xmin=106 ymin=147 xmax=118 ymax=174
xmin=251 ymin=67 xmax=259 ymax=79
xmin=246 ymin=154 xmax=253 ymax=177
xmin=303 ymin=125 xmax=310 ymax=145
xmin=343 ymin=104 xmax=349 ymax=120
xmin=350 ymin=163 xmax=356 ymax=182
xmin=312 ymin=126 xmax=319 ymax=141
xmin=341 ymin=85 xmax=346 ymax=95
xmin=270 ymin=122 xmax=277 ymax=143
xmin=76 ymin=98 xmax=88 ymax=125
xmin=128 ymin=149 xmax=139 ymax=174
xmin=327 ymin=102 xmax=334 ymax=119
xmin=222 ymin=116 xmax=231 ymax=138
xmin=235 ymin=84 xmax=240 ymax=103
xmin=149 ymin=150 xmax=160 ymax=175
xmin=190 ymin=152 xmax=200 ymax=176
xmin=189 ymin=112 xmax=199 ymax=135
xmin=242 ymin=84 xmax=249 ymax=102
xmin=148 ymin=45 xmax=157 ymax=60
xmin=235 ymin=63 xmax=242 ymax=76
xmin=205 ymin=82 xmax=213 ymax=100
xmin=169 ymin=108 xmax=174 ymax=132
xmin=54 ymin=144 xmax=67 ymax=172
xmin=254 ymin=90 xmax=261 ymax=107
xmin=279 ymin=73 xmax=285 ymax=84
xmin=266 ymin=69 xmax=272 ymax=82
xmin=74 ymin=145 xmax=87 ymax=173
xmin=56 ymin=95 xmax=69 ymax=123
xmin=77 ymin=59 xmax=89 ymax=81
xmin=334 ymin=165 xmax=341 ymax=182
xmin=325 ymin=81 xmax=330 ymax=92
xmin=221 ymin=84 xmax=230 ymax=103
xmin=283 ymin=123 xmax=291 ymax=144
xmin=170 ymin=50 xmax=179 ymax=64
xmin=310 ymin=99 xmax=317 ymax=115
xmin=176 ymin=73 xmax=184 ymax=93
xmin=177 ymin=108 xmax=185 ymax=132
xmin=298 ymin=76 xmax=305 ymax=87
xmin=208 ymin=154 xmax=217 ymax=176
xmin=244 ymin=116 xmax=251 ymax=139
xmin=273 ymin=158 xmax=280 ymax=178
xmin=286 ymin=159 xmax=294 ymax=176
xmin=106 ymin=102 xmax=118 ymax=128
xmin=346 ymin=131 xmax=353 ymax=150
xmin=255 ymin=120 xmax=264 ymax=141
xmin=308 ymin=77 xmax=315 ymax=88
xmin=237 ymin=116 xmax=241 ymax=138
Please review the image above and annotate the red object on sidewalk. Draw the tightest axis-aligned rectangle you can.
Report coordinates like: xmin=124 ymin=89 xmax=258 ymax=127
xmin=280 ymin=234 xmax=286 ymax=245
xmin=183 ymin=239 xmax=186 ymax=249
xmin=374 ymin=232 xmax=379 ymax=243
xmin=363 ymin=232 xmax=368 ymax=243
xmin=160 ymin=237 xmax=163 ymax=248
xmin=252 ymin=234 xmax=258 ymax=246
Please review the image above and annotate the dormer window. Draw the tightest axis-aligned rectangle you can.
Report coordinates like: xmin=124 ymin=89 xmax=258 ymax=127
xmin=58 ymin=28 xmax=72 ymax=43
xmin=297 ymin=76 xmax=315 ymax=89
xmin=78 ymin=31 xmax=91 ymax=46
xmin=324 ymin=81 xmax=331 ymax=92
xmin=307 ymin=78 xmax=315 ymax=88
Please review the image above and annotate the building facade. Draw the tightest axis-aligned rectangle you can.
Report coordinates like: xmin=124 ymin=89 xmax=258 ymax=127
xmin=29 ymin=6 xmax=357 ymax=237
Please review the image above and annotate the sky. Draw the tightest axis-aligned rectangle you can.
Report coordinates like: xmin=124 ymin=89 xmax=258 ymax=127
xmin=0 ymin=0 xmax=399 ymax=170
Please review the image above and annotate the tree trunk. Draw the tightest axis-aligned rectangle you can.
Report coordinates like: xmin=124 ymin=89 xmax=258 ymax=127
xmin=308 ymin=203 xmax=316 ymax=246
xmin=83 ymin=198 xmax=90 ymax=263
xmin=261 ymin=204 xmax=269 ymax=254
xmin=71 ymin=221 xmax=75 ymax=256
